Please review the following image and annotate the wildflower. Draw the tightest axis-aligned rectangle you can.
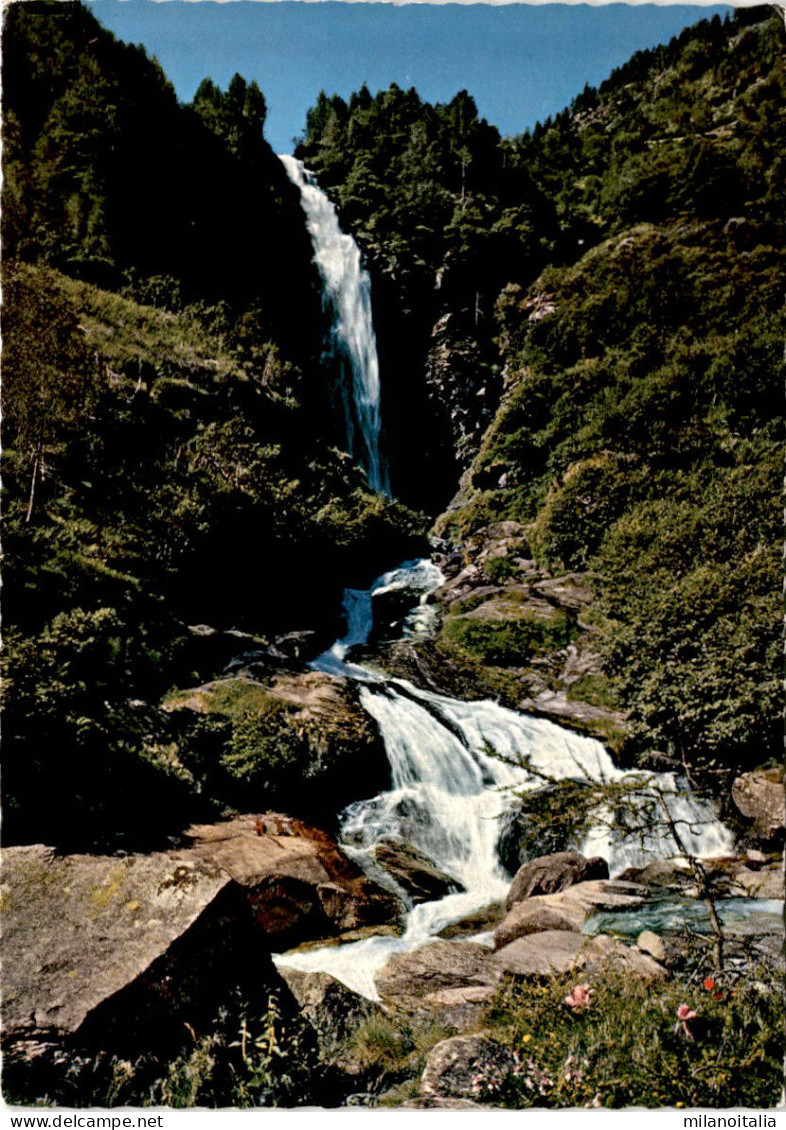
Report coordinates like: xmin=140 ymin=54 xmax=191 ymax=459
xmin=675 ymin=1003 xmax=697 ymax=1040
xmin=564 ymin=983 xmax=593 ymax=1011
xmin=521 ymin=1034 xmax=532 ymax=1043
xmin=703 ymin=977 xmax=716 ymax=991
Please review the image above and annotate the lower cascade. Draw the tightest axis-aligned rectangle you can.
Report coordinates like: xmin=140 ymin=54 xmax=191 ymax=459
xmin=274 ymin=559 xmax=734 ymax=1000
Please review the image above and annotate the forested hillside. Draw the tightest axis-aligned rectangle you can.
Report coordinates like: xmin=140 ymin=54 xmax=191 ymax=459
xmin=1 ymin=1 xmax=424 ymax=850
xmin=301 ymin=6 xmax=783 ymax=775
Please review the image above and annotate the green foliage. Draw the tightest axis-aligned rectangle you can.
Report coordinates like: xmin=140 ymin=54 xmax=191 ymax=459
xmin=2 ymin=0 xmax=320 ymax=340
xmin=223 ymin=995 xmax=314 ymax=1108
xmin=192 ymin=74 xmax=267 ymax=160
xmin=344 ymin=1013 xmax=454 ymax=1094
xmin=448 ymin=135 xmax=782 ymax=772
xmin=595 ymin=458 xmax=781 ymax=764
xmin=441 ymin=609 xmax=576 ymax=667
xmin=1 ymin=262 xmax=423 ymax=850
xmin=4 ymin=993 xmax=318 ymax=1109
xmin=483 ymin=556 xmax=519 ymax=583
xmin=483 ymin=968 xmax=783 ymax=1109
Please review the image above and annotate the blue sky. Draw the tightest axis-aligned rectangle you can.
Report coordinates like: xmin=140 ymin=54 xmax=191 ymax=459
xmin=87 ymin=2 xmax=731 ymax=154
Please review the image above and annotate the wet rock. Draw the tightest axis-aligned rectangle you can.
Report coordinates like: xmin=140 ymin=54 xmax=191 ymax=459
xmin=186 ymin=815 xmax=403 ymax=947
xmin=497 ymin=785 xmax=582 ymax=872
xmin=372 ymin=841 xmax=460 ymax=904
xmin=506 ymin=851 xmax=609 ymax=909
xmin=437 ymin=902 xmax=504 ymax=940
xmin=265 ymin=630 xmax=320 ymax=663
xmin=732 ymin=768 xmax=785 ymax=850
xmin=419 ymin=1034 xmax=514 ymax=1101
xmin=616 ymin=859 xmax=694 ymax=893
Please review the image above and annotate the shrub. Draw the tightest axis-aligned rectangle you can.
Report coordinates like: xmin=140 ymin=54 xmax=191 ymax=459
xmin=441 ymin=609 xmax=577 ymax=666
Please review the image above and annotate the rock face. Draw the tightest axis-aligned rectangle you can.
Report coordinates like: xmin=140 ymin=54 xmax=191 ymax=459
xmin=395 ymin=523 xmax=628 ymax=746
xmin=419 ymin=1034 xmax=514 ymax=1101
xmin=732 ymin=768 xmax=785 ymax=849
xmin=185 ymin=815 xmax=403 ymax=947
xmin=371 ymin=841 xmax=460 ymax=904
xmin=164 ymin=671 xmax=391 ymax=823
xmin=505 ymin=852 xmax=610 ymax=909
xmin=2 ymin=814 xmax=405 ymax=1067
xmin=2 ymin=843 xmax=283 ymax=1055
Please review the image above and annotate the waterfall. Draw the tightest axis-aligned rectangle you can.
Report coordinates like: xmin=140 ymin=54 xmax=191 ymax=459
xmin=274 ymin=559 xmax=734 ymax=1000
xmin=279 ymin=155 xmax=389 ymax=495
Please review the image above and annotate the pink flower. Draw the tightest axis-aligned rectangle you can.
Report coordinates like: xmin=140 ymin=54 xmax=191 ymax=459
xmin=675 ymin=1003 xmax=698 ymax=1040
xmin=564 ymin=983 xmax=594 ymax=1011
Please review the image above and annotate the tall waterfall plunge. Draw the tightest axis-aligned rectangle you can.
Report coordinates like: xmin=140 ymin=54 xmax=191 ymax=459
xmin=280 ymin=155 xmax=389 ymax=495
xmin=274 ymin=560 xmax=734 ymax=1000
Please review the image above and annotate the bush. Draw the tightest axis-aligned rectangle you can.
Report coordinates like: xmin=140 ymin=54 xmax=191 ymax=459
xmin=441 ymin=609 xmax=576 ymax=666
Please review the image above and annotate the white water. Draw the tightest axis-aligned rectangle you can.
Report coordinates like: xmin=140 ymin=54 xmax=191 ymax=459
xmin=274 ymin=559 xmax=734 ymax=999
xmin=279 ymin=155 xmax=389 ymax=495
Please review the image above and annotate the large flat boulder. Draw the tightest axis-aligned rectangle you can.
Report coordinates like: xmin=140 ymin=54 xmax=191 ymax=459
xmin=492 ymin=930 xmax=666 ymax=981
xmin=505 ymin=851 xmax=609 ymax=909
xmin=2 ymin=843 xmax=280 ymax=1053
xmin=185 ymin=815 xmax=403 ymax=947
xmin=375 ymin=940 xmax=497 ymax=1010
xmin=492 ymin=930 xmax=588 ymax=976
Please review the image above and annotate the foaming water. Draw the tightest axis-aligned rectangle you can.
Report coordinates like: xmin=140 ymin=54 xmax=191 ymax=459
xmin=275 ymin=559 xmax=734 ymax=999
